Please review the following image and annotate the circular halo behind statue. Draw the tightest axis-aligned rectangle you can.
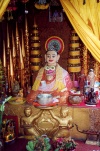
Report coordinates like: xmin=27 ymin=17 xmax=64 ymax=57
xmin=45 ymin=36 xmax=64 ymax=54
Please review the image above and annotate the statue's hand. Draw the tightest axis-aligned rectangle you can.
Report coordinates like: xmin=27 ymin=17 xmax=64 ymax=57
xmin=59 ymin=90 xmax=69 ymax=104
xmin=59 ymin=96 xmax=67 ymax=104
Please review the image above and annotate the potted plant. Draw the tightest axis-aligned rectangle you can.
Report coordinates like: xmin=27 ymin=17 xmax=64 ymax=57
xmin=26 ymin=135 xmax=51 ymax=151
xmin=54 ymin=138 xmax=77 ymax=151
xmin=0 ymin=96 xmax=12 ymax=134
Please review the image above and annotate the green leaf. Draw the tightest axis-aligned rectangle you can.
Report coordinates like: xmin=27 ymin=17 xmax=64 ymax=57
xmin=26 ymin=145 xmax=33 ymax=151
xmin=26 ymin=141 xmax=35 ymax=151
xmin=0 ymin=96 xmax=12 ymax=112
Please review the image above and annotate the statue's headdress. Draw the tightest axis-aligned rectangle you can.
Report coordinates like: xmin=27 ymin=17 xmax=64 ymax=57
xmin=45 ymin=36 xmax=64 ymax=54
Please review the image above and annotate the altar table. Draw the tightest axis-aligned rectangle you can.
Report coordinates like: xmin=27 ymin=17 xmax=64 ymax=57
xmin=4 ymin=101 xmax=100 ymax=141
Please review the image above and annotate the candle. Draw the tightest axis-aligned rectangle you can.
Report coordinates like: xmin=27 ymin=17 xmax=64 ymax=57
xmin=21 ymin=69 xmax=24 ymax=88
xmin=7 ymin=24 xmax=10 ymax=48
xmin=10 ymin=50 xmax=14 ymax=88
xmin=22 ymin=32 xmax=25 ymax=58
xmin=16 ymin=22 xmax=19 ymax=37
xmin=7 ymin=64 xmax=10 ymax=90
xmin=3 ymin=40 xmax=6 ymax=68
xmin=12 ymin=32 xmax=16 ymax=58
xmin=19 ymin=44 xmax=24 ymax=70
xmin=15 ymin=22 xmax=19 ymax=52
xmin=19 ymin=44 xmax=24 ymax=88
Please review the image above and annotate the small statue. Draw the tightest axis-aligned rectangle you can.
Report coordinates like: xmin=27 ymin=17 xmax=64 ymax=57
xmin=49 ymin=107 xmax=73 ymax=140
xmin=85 ymin=88 xmax=97 ymax=105
xmin=87 ymin=69 xmax=96 ymax=88
xmin=12 ymin=80 xmax=20 ymax=96
xmin=20 ymin=106 xmax=43 ymax=139
xmin=15 ymin=89 xmax=24 ymax=103
xmin=3 ymin=119 xmax=15 ymax=142
xmin=78 ymin=69 xmax=86 ymax=93
xmin=17 ymin=89 xmax=23 ymax=98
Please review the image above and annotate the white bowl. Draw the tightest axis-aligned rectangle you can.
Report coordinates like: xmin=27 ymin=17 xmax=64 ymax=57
xmin=36 ymin=94 xmax=53 ymax=105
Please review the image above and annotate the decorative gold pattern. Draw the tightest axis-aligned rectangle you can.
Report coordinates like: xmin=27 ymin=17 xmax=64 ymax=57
xmin=24 ymin=15 xmax=30 ymax=88
xmin=4 ymin=103 xmax=91 ymax=140
xmin=94 ymin=61 xmax=100 ymax=81
xmin=82 ymin=46 xmax=88 ymax=76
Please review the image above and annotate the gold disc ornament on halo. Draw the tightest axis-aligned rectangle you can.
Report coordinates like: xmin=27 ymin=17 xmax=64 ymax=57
xmin=45 ymin=36 xmax=64 ymax=54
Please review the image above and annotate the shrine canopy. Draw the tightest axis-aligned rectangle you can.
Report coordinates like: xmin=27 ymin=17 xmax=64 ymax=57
xmin=60 ymin=0 xmax=100 ymax=63
xmin=0 ymin=0 xmax=10 ymax=19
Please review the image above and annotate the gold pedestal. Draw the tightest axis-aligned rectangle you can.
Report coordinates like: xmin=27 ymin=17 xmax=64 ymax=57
xmin=4 ymin=103 xmax=93 ymax=140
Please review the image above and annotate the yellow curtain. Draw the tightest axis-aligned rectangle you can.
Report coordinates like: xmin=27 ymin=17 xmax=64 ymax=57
xmin=0 ymin=0 xmax=10 ymax=19
xmin=60 ymin=0 xmax=100 ymax=63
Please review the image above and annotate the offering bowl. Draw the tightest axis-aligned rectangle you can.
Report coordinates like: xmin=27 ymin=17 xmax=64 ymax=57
xmin=68 ymin=95 xmax=83 ymax=105
xmin=36 ymin=94 xmax=53 ymax=105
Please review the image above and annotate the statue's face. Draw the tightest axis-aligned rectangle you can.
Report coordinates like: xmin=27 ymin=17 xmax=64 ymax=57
xmin=45 ymin=50 xmax=60 ymax=66
xmin=25 ymin=109 xmax=32 ymax=117
xmin=89 ymin=71 xmax=95 ymax=77
xmin=61 ymin=109 xmax=68 ymax=117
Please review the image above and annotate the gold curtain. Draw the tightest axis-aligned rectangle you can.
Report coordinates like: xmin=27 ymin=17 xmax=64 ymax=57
xmin=0 ymin=0 xmax=10 ymax=19
xmin=60 ymin=0 xmax=100 ymax=63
